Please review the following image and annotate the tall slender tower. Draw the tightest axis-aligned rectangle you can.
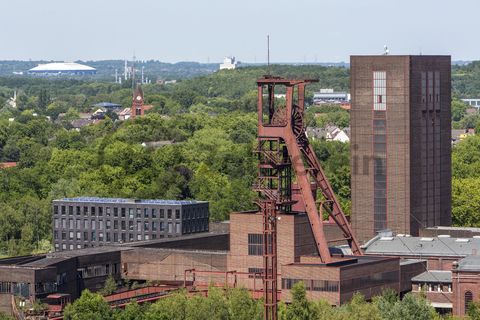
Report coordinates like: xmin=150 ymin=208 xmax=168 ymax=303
xmin=350 ymin=55 xmax=452 ymax=242
xmin=130 ymin=85 xmax=145 ymax=119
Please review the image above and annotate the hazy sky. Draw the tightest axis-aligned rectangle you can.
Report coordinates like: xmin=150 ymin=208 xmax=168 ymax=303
xmin=1 ymin=0 xmax=476 ymax=63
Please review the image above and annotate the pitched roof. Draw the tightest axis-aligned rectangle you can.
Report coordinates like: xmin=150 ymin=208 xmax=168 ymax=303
xmin=412 ymin=271 xmax=452 ymax=283
xmin=456 ymin=255 xmax=480 ymax=271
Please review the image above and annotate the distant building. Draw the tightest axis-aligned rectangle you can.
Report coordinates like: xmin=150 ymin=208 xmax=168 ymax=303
xmin=219 ymin=57 xmax=239 ymax=70
xmin=350 ymin=55 xmax=452 ymax=243
xmin=0 ymin=162 xmax=17 ymax=169
xmin=306 ymin=125 xmax=350 ymax=143
xmin=313 ymin=89 xmax=350 ymax=104
xmin=118 ymin=108 xmax=131 ymax=121
xmin=92 ymin=102 xmax=122 ymax=109
xmin=461 ymin=98 xmax=480 ymax=108
xmin=52 ymin=197 xmax=209 ymax=251
xmin=28 ymin=62 xmax=96 ymax=76
xmin=130 ymin=86 xmax=153 ymax=119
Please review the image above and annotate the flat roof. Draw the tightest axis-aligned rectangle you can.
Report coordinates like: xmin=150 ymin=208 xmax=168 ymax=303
xmin=54 ymin=197 xmax=207 ymax=205
xmin=412 ymin=271 xmax=452 ymax=283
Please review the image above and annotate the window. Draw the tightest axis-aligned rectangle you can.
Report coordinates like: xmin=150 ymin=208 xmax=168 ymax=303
xmin=136 ymin=208 xmax=141 ymax=218
xmin=61 ymin=219 xmax=66 ymax=229
xmin=76 ymin=206 xmax=81 ymax=215
xmin=137 ymin=221 xmax=142 ymax=232
xmin=129 ymin=221 xmax=134 ymax=231
xmin=98 ymin=207 xmax=103 ymax=216
xmin=106 ymin=220 xmax=111 ymax=230
xmin=83 ymin=206 xmax=88 ymax=215
xmin=373 ymin=71 xmax=386 ymax=111
xmin=175 ymin=222 xmax=181 ymax=234
xmin=54 ymin=231 xmax=58 ymax=239
xmin=152 ymin=221 xmax=157 ymax=231
xmin=91 ymin=220 xmax=96 ymax=230
xmin=84 ymin=220 xmax=89 ymax=229
xmin=106 ymin=207 xmax=111 ymax=216
xmin=99 ymin=232 xmax=104 ymax=242
xmin=69 ymin=219 xmax=74 ymax=229
xmin=114 ymin=207 xmax=118 ymax=217
xmin=129 ymin=208 xmax=134 ymax=219
xmin=248 ymin=234 xmax=264 ymax=256
xmin=465 ymin=291 xmax=473 ymax=314
xmin=69 ymin=231 xmax=74 ymax=240
xmin=248 ymin=268 xmax=264 ymax=279
xmin=54 ymin=206 xmax=59 ymax=215
xmin=61 ymin=206 xmax=66 ymax=215
xmin=121 ymin=208 xmax=126 ymax=218
xmin=99 ymin=221 xmax=104 ymax=230
xmin=144 ymin=208 xmax=149 ymax=218
xmin=152 ymin=209 xmax=157 ymax=218
xmin=76 ymin=232 xmax=81 ymax=240
xmin=121 ymin=221 xmax=126 ymax=231
xmin=168 ymin=222 xmax=173 ymax=233
xmin=91 ymin=231 xmax=96 ymax=241
xmin=160 ymin=209 xmax=165 ymax=219
xmin=114 ymin=233 xmax=118 ymax=242
xmin=160 ymin=222 xmax=165 ymax=231
xmin=167 ymin=210 xmax=172 ymax=219
xmin=84 ymin=232 xmax=88 ymax=241
xmin=76 ymin=219 xmax=81 ymax=229
xmin=68 ymin=206 xmax=73 ymax=215
xmin=144 ymin=222 xmax=149 ymax=231
xmin=106 ymin=233 xmax=111 ymax=242
xmin=175 ymin=210 xmax=180 ymax=219
xmin=91 ymin=207 xmax=96 ymax=216
xmin=54 ymin=219 xmax=59 ymax=228
xmin=114 ymin=220 xmax=118 ymax=230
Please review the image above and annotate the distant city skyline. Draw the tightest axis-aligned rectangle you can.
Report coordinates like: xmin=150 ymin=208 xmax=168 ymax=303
xmin=1 ymin=0 xmax=477 ymax=63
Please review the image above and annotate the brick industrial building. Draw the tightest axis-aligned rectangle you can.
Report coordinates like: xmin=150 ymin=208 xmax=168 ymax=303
xmin=350 ymin=55 xmax=452 ymax=243
xmin=52 ymin=197 xmax=209 ymax=251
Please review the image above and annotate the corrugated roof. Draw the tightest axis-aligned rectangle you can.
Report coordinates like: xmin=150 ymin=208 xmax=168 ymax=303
xmin=363 ymin=235 xmax=480 ymax=257
xmin=412 ymin=271 xmax=452 ymax=283
xmin=29 ymin=62 xmax=96 ymax=72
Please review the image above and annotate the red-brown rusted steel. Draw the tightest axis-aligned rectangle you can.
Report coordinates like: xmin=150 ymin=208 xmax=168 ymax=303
xmin=254 ymin=76 xmax=362 ymax=320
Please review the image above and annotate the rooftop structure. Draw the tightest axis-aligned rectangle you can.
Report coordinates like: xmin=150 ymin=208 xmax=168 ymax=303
xmin=28 ymin=62 xmax=96 ymax=75
xmin=52 ymin=197 xmax=209 ymax=251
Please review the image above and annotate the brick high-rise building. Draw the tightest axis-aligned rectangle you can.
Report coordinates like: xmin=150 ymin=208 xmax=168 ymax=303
xmin=350 ymin=55 xmax=452 ymax=243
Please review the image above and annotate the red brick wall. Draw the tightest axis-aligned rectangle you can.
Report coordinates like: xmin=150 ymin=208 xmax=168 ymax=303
xmin=452 ymin=270 xmax=480 ymax=316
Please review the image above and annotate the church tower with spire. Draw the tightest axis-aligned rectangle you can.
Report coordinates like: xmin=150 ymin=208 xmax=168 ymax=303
xmin=131 ymin=85 xmax=145 ymax=119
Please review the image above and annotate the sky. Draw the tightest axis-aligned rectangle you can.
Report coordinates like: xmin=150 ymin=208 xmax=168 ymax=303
xmin=0 ymin=0 xmax=477 ymax=63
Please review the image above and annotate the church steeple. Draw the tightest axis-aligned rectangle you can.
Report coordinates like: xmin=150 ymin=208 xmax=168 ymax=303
xmin=131 ymin=85 xmax=144 ymax=118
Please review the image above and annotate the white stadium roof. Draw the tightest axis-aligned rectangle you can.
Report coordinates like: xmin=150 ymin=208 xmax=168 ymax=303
xmin=29 ymin=62 xmax=96 ymax=72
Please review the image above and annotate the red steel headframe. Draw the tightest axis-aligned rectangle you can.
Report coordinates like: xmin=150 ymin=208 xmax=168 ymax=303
xmin=254 ymin=76 xmax=362 ymax=320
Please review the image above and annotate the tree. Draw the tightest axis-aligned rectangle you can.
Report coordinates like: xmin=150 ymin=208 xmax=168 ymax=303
xmin=113 ymin=301 xmax=145 ymax=320
xmin=100 ymin=275 xmax=118 ymax=296
xmin=144 ymin=290 xmax=187 ymax=320
xmin=285 ymin=281 xmax=318 ymax=320
xmin=63 ymin=289 xmax=113 ymax=320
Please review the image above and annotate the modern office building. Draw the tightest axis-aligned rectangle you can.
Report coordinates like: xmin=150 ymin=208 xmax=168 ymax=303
xmin=52 ymin=197 xmax=209 ymax=251
xmin=350 ymin=55 xmax=452 ymax=243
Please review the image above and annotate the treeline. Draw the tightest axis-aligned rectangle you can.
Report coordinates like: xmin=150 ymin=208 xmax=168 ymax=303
xmin=60 ymin=283 xmax=464 ymax=320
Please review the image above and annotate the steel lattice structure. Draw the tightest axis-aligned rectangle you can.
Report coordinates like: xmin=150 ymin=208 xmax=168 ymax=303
xmin=253 ymin=76 xmax=362 ymax=320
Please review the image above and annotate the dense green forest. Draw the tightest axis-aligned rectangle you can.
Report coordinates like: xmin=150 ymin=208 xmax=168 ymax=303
xmin=1 ymin=63 xmax=480 ymax=257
